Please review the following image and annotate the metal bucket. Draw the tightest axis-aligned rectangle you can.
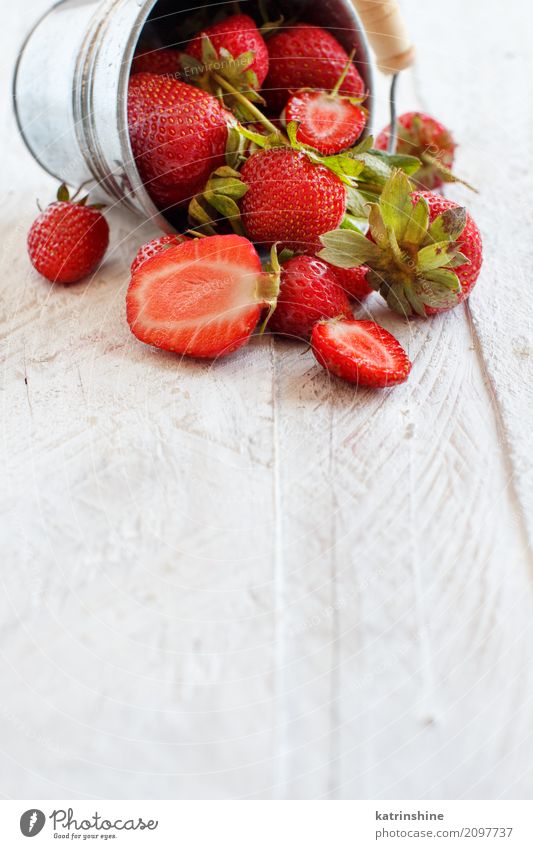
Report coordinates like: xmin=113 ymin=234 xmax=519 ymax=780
xmin=13 ymin=0 xmax=375 ymax=233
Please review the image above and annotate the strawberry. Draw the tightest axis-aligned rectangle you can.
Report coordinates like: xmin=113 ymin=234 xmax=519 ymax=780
xmin=184 ymin=14 xmax=269 ymax=89
xmin=130 ymin=234 xmax=190 ymax=275
xmin=126 ymin=234 xmax=279 ymax=359
xmin=131 ymin=47 xmax=182 ymax=76
xmin=239 ymin=147 xmax=347 ymax=252
xmin=375 ymin=112 xmax=457 ymax=190
xmin=326 ymin=264 xmax=372 ymax=301
xmin=311 ymin=319 xmax=412 ymax=387
xmin=27 ymin=184 xmax=109 ymax=284
xmin=127 ymin=73 xmax=230 ymax=210
xmin=320 ymin=170 xmax=483 ymax=317
xmin=270 ymin=255 xmax=352 ymax=339
xmin=264 ymin=24 xmax=365 ymax=114
xmin=284 ymin=88 xmax=366 ymax=155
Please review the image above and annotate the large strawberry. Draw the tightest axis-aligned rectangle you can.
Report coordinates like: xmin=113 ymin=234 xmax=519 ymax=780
xmin=312 ymin=319 xmax=412 ymax=387
xmin=239 ymin=147 xmax=347 ymax=252
xmin=264 ymin=24 xmax=365 ymax=114
xmin=375 ymin=112 xmax=459 ymax=190
xmin=126 ymin=235 xmax=279 ymax=358
xmin=128 ymin=73 xmax=231 ymax=210
xmin=320 ymin=170 xmax=483 ymax=317
xmin=185 ymin=14 xmax=269 ymax=89
xmin=27 ymin=184 xmax=109 ymax=284
xmin=270 ymin=255 xmax=352 ymax=339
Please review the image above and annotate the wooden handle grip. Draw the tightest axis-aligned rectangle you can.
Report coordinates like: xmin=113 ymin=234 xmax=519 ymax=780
xmin=352 ymin=0 xmax=415 ymax=74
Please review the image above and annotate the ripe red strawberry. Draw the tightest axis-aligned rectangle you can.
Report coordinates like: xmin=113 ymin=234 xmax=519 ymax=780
xmin=284 ymin=89 xmax=366 ymax=155
xmin=311 ymin=319 xmax=412 ymax=387
xmin=320 ymin=171 xmax=483 ymax=317
xmin=264 ymin=24 xmax=365 ymax=114
xmin=131 ymin=47 xmax=182 ymax=76
xmin=185 ymin=13 xmax=269 ymax=89
xmin=270 ymin=256 xmax=352 ymax=339
xmin=126 ymin=234 xmax=278 ymax=358
xmin=326 ymin=264 xmax=372 ymax=300
xmin=375 ymin=112 xmax=456 ymax=190
xmin=130 ymin=234 xmax=189 ymax=275
xmin=27 ymin=185 xmax=109 ymax=284
xmin=240 ymin=147 xmax=347 ymax=252
xmin=128 ymin=73 xmax=230 ymax=210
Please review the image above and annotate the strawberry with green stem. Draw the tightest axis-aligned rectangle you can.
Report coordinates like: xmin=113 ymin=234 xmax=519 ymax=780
xmin=189 ymin=124 xmax=421 ymax=248
xmin=319 ymin=170 xmax=483 ymax=317
xmin=181 ymin=14 xmax=272 ymax=125
xmin=375 ymin=112 xmax=475 ymax=192
xmin=27 ymin=183 xmax=109 ymax=284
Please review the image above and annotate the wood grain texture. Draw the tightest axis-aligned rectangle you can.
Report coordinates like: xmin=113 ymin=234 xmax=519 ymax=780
xmin=1 ymin=0 xmax=532 ymax=800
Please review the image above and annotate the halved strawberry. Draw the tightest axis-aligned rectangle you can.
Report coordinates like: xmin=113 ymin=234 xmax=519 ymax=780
xmin=311 ymin=319 xmax=411 ymax=387
xmin=126 ymin=235 xmax=278 ymax=359
xmin=284 ymin=82 xmax=366 ymax=156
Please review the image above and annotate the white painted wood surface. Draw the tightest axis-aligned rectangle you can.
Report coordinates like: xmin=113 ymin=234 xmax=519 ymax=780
xmin=1 ymin=0 xmax=532 ymax=800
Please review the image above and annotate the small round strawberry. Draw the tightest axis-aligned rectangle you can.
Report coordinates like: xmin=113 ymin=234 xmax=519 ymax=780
xmin=130 ymin=234 xmax=189 ymax=275
xmin=240 ymin=148 xmax=347 ymax=252
xmin=264 ymin=24 xmax=365 ymax=114
xmin=185 ymin=13 xmax=269 ymax=89
xmin=283 ymin=55 xmax=367 ymax=155
xmin=27 ymin=185 xmax=109 ymax=284
xmin=131 ymin=47 xmax=182 ymax=76
xmin=326 ymin=264 xmax=372 ymax=301
xmin=270 ymin=256 xmax=352 ymax=340
xmin=128 ymin=73 xmax=231 ymax=210
xmin=311 ymin=319 xmax=412 ymax=388
xmin=126 ymin=234 xmax=278 ymax=359
xmin=320 ymin=170 xmax=483 ymax=317
xmin=375 ymin=112 xmax=456 ymax=190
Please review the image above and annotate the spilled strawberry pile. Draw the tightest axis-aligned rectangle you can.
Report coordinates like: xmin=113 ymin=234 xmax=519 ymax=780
xmin=27 ymin=8 xmax=482 ymax=389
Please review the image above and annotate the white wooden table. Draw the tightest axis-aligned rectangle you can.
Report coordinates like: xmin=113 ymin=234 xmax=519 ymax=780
xmin=1 ymin=0 xmax=532 ymax=800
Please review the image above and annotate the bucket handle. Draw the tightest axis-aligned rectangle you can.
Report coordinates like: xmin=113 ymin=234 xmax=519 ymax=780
xmin=352 ymin=0 xmax=415 ymax=74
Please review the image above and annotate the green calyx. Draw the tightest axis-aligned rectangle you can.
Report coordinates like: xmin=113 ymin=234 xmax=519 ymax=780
xmin=189 ymin=166 xmax=249 ymax=235
xmin=55 ymin=182 xmax=105 ymax=210
xmin=257 ymin=244 xmax=282 ymax=333
xmin=319 ymin=169 xmax=470 ymax=317
xmin=180 ymin=36 xmax=265 ymax=122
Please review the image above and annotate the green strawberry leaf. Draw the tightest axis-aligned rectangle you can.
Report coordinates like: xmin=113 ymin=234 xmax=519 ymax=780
xmin=422 ymin=267 xmax=462 ymax=292
xmin=370 ymin=149 xmax=421 ymax=177
xmin=403 ymin=196 xmax=429 ymax=247
xmin=417 ymin=240 xmax=459 ymax=272
xmin=57 ymin=184 xmax=70 ymax=202
xmin=427 ymin=206 xmax=467 ymax=244
xmin=367 ymin=203 xmax=389 ymax=249
xmin=319 ymin=229 xmax=382 ymax=268
xmin=379 ymin=170 xmax=414 ymax=242
xmin=416 ymin=277 xmax=461 ymax=310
